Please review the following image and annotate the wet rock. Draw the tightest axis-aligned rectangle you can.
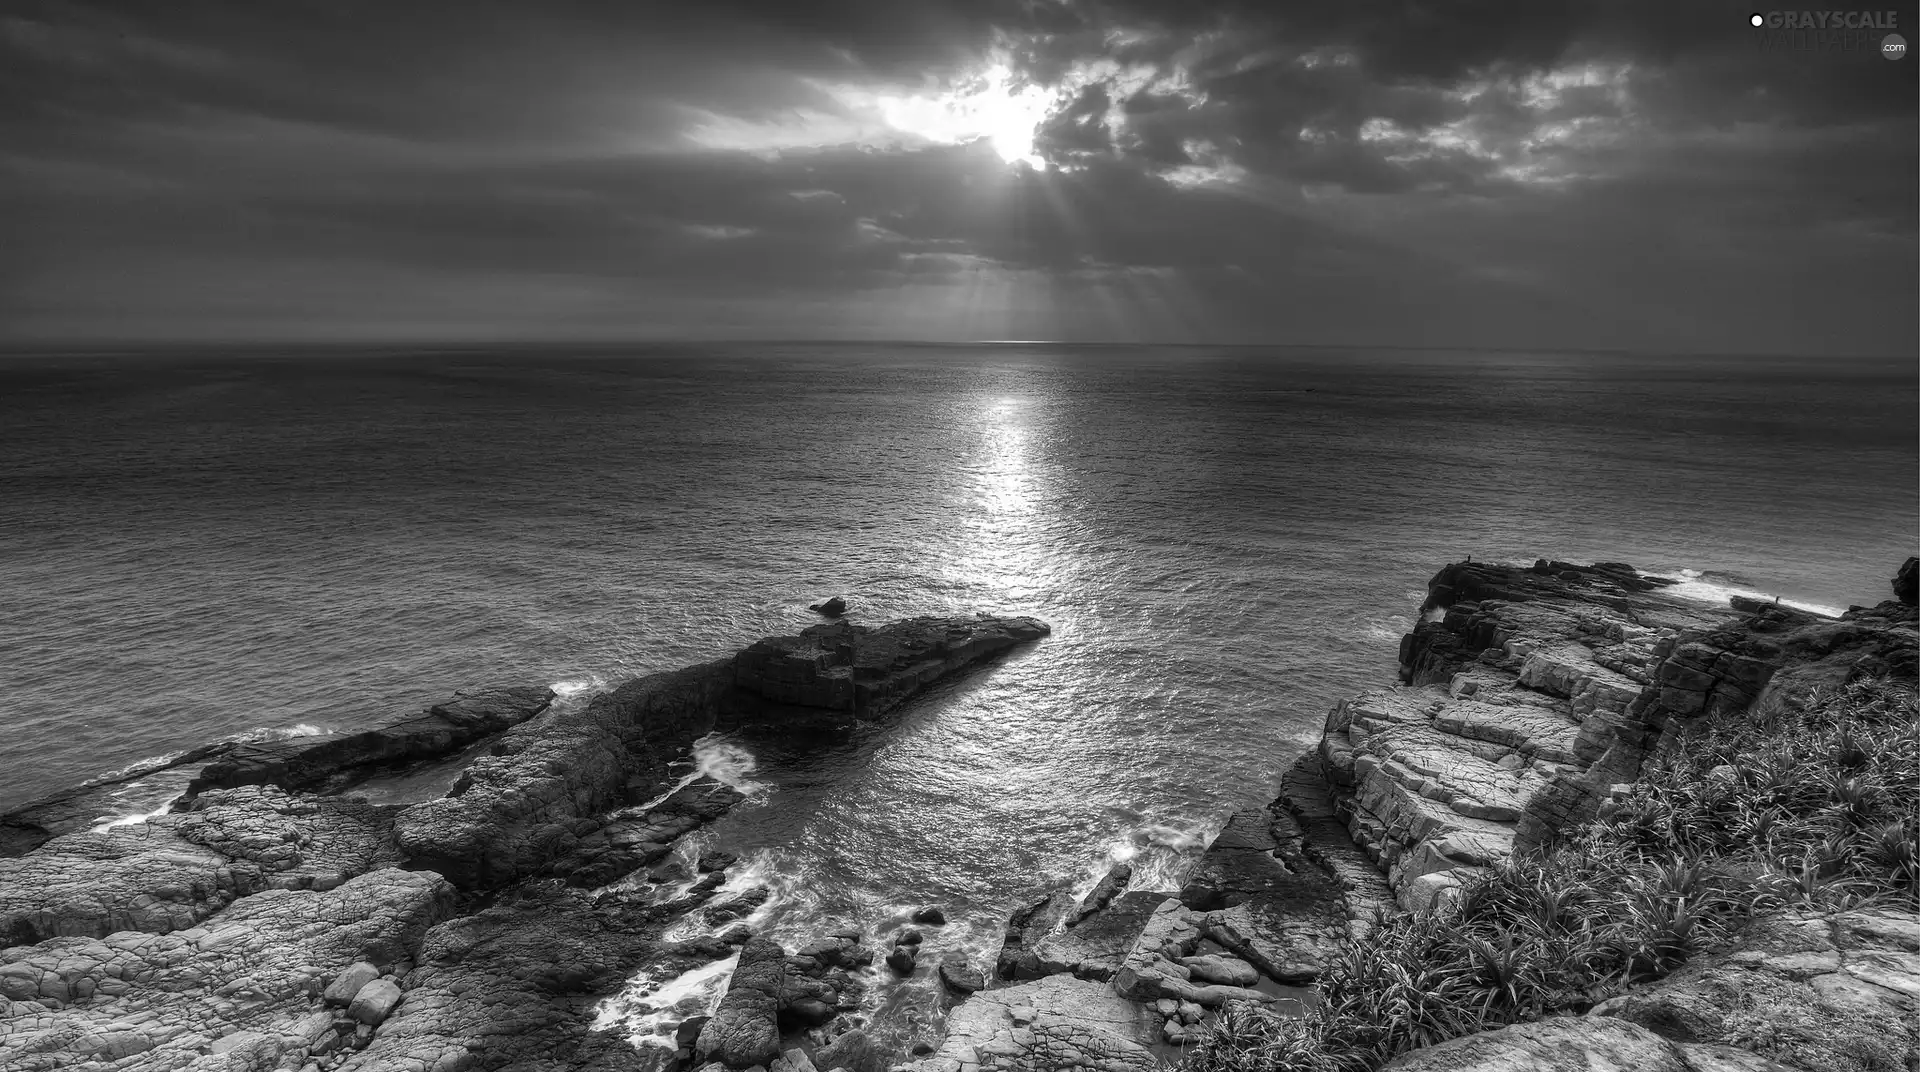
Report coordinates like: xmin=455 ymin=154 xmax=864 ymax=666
xmin=1070 ymin=862 xmax=1133 ymax=925
xmin=707 ymin=887 xmax=773 ymax=925
xmin=774 ymin=1046 xmax=822 ymax=1072
xmin=698 ymin=937 xmax=790 ymax=1068
xmin=810 ymin=597 xmax=849 ymax=617
xmin=896 ymin=927 xmax=924 ymax=946
xmin=701 ymin=849 xmax=741 ymax=872
xmin=886 ymin=945 xmax=920 ymax=974
xmin=938 ymin=959 xmax=986 ymax=994
xmin=911 ymin=905 xmax=947 ymax=925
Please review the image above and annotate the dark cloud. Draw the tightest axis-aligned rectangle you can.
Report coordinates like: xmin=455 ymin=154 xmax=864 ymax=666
xmin=2 ymin=0 xmax=1914 ymax=352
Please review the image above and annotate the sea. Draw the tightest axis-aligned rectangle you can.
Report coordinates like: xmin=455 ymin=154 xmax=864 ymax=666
xmin=2 ymin=343 xmax=1914 ymax=1045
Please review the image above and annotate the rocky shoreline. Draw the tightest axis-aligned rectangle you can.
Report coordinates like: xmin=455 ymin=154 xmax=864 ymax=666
xmin=3 ymin=561 xmax=1915 ymax=1072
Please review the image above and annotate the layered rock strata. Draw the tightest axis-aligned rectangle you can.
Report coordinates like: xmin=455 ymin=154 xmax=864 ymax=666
xmin=1323 ymin=560 xmax=1738 ymax=911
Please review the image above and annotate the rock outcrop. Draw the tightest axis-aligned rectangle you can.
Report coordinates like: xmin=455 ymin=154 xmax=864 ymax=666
xmin=187 ymin=686 xmax=556 ymax=796
xmin=1322 ymin=561 xmax=1736 ymax=910
xmin=0 ymin=612 xmax=1051 ymax=1072
xmin=733 ymin=615 xmax=1050 ymax=726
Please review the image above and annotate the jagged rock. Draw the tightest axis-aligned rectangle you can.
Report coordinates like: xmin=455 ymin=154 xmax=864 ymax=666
xmin=810 ymin=597 xmax=849 ymax=617
xmin=1031 ymin=890 xmax=1166 ymax=982
xmin=886 ymin=945 xmax=920 ymax=974
xmin=1894 ymin=557 xmax=1917 ymax=605
xmin=997 ymin=889 xmax=1077 ymax=981
xmin=398 ymin=616 xmax=1048 ymax=889
xmin=1070 ymin=863 xmax=1133 ymax=925
xmin=1176 ymin=806 xmax=1347 ymax=982
xmin=0 ymin=869 xmax=455 ymax=1072
xmin=701 ymin=850 xmax=741 ymax=872
xmin=395 ymin=660 xmax=737 ymax=888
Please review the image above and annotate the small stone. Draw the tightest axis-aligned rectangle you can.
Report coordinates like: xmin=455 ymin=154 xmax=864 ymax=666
xmin=1008 ymin=1005 xmax=1034 ymax=1027
xmin=886 ymin=946 xmax=918 ymax=974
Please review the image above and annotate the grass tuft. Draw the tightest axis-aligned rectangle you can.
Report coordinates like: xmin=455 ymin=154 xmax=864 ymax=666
xmin=1179 ymin=677 xmax=1920 ymax=1072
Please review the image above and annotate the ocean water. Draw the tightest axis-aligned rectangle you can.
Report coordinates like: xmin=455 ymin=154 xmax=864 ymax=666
xmin=2 ymin=343 xmax=1914 ymax=1039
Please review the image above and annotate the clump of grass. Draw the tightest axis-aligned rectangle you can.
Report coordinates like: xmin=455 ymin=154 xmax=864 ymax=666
xmin=1180 ymin=678 xmax=1919 ymax=1072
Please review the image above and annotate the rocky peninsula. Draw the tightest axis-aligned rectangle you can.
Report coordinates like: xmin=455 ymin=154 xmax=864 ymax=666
xmin=2 ymin=560 xmax=1915 ymax=1072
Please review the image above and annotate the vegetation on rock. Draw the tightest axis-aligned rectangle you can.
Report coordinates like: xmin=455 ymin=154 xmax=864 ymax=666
xmin=1182 ymin=677 xmax=1920 ymax=1072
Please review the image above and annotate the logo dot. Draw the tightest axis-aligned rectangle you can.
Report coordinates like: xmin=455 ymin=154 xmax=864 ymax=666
xmin=1749 ymin=12 xmax=1764 ymax=26
xmin=1884 ymin=34 xmax=1908 ymax=60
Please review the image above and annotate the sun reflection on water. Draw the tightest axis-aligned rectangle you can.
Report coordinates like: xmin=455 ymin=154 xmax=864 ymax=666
xmin=949 ymin=394 xmax=1061 ymax=603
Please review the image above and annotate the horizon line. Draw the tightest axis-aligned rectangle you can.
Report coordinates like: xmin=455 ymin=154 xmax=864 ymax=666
xmin=0 ymin=338 xmax=1913 ymax=363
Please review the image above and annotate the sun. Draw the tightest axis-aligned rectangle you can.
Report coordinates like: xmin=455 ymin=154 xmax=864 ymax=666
xmin=873 ymin=58 xmax=1054 ymax=168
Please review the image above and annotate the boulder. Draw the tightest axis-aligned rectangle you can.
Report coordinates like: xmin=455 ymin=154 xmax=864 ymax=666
xmin=324 ymin=961 xmax=382 ymax=1006
xmin=1179 ymin=954 xmax=1259 ymax=987
xmin=911 ymin=905 xmax=947 ymax=925
xmin=938 ymin=960 xmax=986 ymax=994
xmin=347 ymin=978 xmax=404 ymax=1026
xmin=810 ymin=597 xmax=849 ymax=617
xmin=1896 ymin=557 xmax=1918 ymax=606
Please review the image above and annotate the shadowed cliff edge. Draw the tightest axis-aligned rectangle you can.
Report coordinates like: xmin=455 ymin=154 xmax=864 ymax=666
xmin=0 ymin=559 xmax=1914 ymax=1072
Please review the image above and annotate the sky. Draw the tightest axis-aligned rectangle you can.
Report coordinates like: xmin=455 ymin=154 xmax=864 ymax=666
xmin=2 ymin=0 xmax=1916 ymax=353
